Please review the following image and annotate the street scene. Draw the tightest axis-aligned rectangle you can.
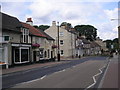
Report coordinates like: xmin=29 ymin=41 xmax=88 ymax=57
xmin=0 ymin=0 xmax=119 ymax=89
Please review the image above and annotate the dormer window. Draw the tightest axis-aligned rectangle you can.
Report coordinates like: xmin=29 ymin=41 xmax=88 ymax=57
xmin=22 ymin=28 xmax=29 ymax=43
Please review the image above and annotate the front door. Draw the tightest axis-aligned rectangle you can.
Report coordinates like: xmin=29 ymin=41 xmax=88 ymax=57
xmin=14 ymin=47 xmax=20 ymax=63
xmin=51 ymin=51 xmax=53 ymax=59
xmin=33 ymin=51 xmax=36 ymax=62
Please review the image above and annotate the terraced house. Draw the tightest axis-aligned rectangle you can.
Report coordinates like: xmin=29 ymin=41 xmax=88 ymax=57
xmin=0 ymin=13 xmax=55 ymax=68
xmin=0 ymin=12 xmax=32 ymax=68
xmin=22 ymin=18 xmax=55 ymax=62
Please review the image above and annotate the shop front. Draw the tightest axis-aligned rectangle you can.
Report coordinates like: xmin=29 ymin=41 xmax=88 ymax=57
xmin=12 ymin=43 xmax=31 ymax=64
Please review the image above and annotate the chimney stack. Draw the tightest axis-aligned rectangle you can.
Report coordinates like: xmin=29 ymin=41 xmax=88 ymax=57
xmin=52 ymin=21 xmax=56 ymax=26
xmin=26 ymin=18 xmax=33 ymax=26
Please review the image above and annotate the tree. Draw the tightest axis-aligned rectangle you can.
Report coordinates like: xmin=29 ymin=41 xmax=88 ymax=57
xmin=33 ymin=25 xmax=50 ymax=31
xmin=60 ymin=22 xmax=72 ymax=30
xmin=74 ymin=25 xmax=97 ymax=41
xmin=104 ymin=38 xmax=119 ymax=51
xmin=103 ymin=40 xmax=113 ymax=50
xmin=112 ymin=38 xmax=119 ymax=50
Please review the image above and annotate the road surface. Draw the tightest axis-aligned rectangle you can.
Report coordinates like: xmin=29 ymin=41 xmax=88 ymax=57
xmin=2 ymin=56 xmax=108 ymax=89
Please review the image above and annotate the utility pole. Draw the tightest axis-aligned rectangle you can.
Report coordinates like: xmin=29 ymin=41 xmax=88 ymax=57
xmin=57 ymin=22 xmax=60 ymax=61
xmin=111 ymin=19 xmax=120 ymax=56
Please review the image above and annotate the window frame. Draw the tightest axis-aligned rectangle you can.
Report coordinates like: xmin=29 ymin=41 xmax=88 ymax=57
xmin=60 ymin=40 xmax=64 ymax=45
xmin=3 ymin=35 xmax=10 ymax=42
xmin=22 ymin=28 xmax=29 ymax=43
xmin=59 ymin=32 xmax=64 ymax=36
xmin=60 ymin=50 xmax=64 ymax=55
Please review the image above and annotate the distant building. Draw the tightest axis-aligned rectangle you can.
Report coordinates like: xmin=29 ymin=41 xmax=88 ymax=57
xmin=90 ymin=41 xmax=101 ymax=55
xmin=76 ymin=36 xmax=91 ymax=56
xmin=95 ymin=37 xmax=108 ymax=51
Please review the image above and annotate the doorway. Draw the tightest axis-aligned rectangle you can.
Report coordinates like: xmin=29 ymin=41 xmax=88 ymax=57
xmin=33 ymin=51 xmax=36 ymax=62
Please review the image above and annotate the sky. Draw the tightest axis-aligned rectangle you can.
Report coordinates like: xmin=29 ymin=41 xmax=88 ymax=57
xmin=0 ymin=0 xmax=119 ymax=40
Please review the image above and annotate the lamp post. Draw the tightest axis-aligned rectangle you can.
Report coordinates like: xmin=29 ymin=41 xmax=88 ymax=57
xmin=57 ymin=22 xmax=60 ymax=61
xmin=111 ymin=18 xmax=120 ymax=56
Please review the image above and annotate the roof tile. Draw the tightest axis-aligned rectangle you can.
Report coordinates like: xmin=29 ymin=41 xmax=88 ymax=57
xmin=21 ymin=22 xmax=46 ymax=38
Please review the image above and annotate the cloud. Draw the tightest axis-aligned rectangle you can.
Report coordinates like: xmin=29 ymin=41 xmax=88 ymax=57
xmin=27 ymin=1 xmax=106 ymax=25
xmin=98 ymin=31 xmax=118 ymax=40
xmin=104 ymin=8 xmax=118 ymax=20
xmin=1 ymin=0 xmax=118 ymax=40
xmin=1 ymin=2 xmax=30 ymax=21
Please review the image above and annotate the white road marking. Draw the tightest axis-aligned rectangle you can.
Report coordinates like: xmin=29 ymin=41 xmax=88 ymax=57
xmin=54 ymin=69 xmax=66 ymax=74
xmin=85 ymin=65 xmax=107 ymax=89
xmin=40 ymin=75 xmax=47 ymax=80
xmin=72 ymin=66 xmax=76 ymax=68
xmin=98 ymin=60 xmax=111 ymax=88
xmin=62 ymin=69 xmax=66 ymax=72
xmin=13 ymin=75 xmax=47 ymax=87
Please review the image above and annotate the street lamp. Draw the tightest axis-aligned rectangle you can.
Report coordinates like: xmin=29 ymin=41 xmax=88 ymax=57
xmin=111 ymin=18 xmax=120 ymax=55
xmin=57 ymin=22 xmax=60 ymax=61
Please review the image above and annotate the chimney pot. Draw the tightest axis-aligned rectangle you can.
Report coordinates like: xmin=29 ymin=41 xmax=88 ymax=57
xmin=26 ymin=18 xmax=33 ymax=26
xmin=27 ymin=18 xmax=33 ymax=22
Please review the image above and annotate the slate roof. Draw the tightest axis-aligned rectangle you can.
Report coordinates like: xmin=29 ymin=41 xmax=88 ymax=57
xmin=82 ymin=39 xmax=90 ymax=44
xmin=21 ymin=22 xmax=46 ymax=38
xmin=90 ymin=42 xmax=101 ymax=48
xmin=77 ymin=37 xmax=90 ymax=44
xmin=1 ymin=12 xmax=22 ymax=32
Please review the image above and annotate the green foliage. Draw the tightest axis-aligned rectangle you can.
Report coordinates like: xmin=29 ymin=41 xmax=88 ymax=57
xmin=60 ymin=22 xmax=72 ymax=30
xmin=33 ymin=25 xmax=50 ymax=31
xmin=104 ymin=38 xmax=119 ymax=51
xmin=104 ymin=40 xmax=113 ymax=49
xmin=74 ymin=25 xmax=97 ymax=41
xmin=33 ymin=25 xmax=39 ymax=28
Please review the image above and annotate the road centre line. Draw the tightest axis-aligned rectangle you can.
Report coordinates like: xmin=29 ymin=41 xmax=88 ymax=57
xmin=14 ymin=68 xmax=67 ymax=87
xmin=72 ymin=66 xmax=76 ymax=68
xmin=40 ymin=75 xmax=47 ymax=79
xmin=13 ymin=75 xmax=47 ymax=87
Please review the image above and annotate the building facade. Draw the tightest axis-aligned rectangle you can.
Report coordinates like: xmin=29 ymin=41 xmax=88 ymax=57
xmin=45 ymin=21 xmax=76 ymax=58
xmin=1 ymin=13 xmax=32 ymax=68
xmin=22 ymin=18 xmax=55 ymax=62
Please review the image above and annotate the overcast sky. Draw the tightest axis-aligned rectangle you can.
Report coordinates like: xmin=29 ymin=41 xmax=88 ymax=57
xmin=0 ymin=0 xmax=119 ymax=40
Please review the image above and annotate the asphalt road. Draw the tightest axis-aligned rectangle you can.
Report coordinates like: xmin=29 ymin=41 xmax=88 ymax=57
xmin=2 ymin=56 xmax=108 ymax=89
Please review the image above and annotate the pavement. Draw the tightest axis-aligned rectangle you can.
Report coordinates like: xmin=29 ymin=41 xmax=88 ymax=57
xmin=98 ymin=54 xmax=119 ymax=88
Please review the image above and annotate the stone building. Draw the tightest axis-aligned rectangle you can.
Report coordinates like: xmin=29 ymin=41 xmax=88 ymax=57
xmin=45 ymin=21 xmax=77 ymax=59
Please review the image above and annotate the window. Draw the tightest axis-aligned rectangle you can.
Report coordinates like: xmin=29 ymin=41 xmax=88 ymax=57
xmin=48 ymin=49 xmax=50 ymax=58
xmin=60 ymin=40 xmax=64 ymax=45
xmin=14 ymin=47 xmax=29 ymax=63
xmin=14 ymin=48 xmax=20 ymax=62
xmin=21 ymin=49 xmax=29 ymax=62
xmin=22 ymin=28 xmax=29 ymax=43
xmin=4 ymin=36 xmax=10 ymax=41
xmin=61 ymin=50 xmax=64 ymax=55
xmin=59 ymin=32 xmax=64 ymax=36
xmin=39 ymin=49 xmax=44 ymax=58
